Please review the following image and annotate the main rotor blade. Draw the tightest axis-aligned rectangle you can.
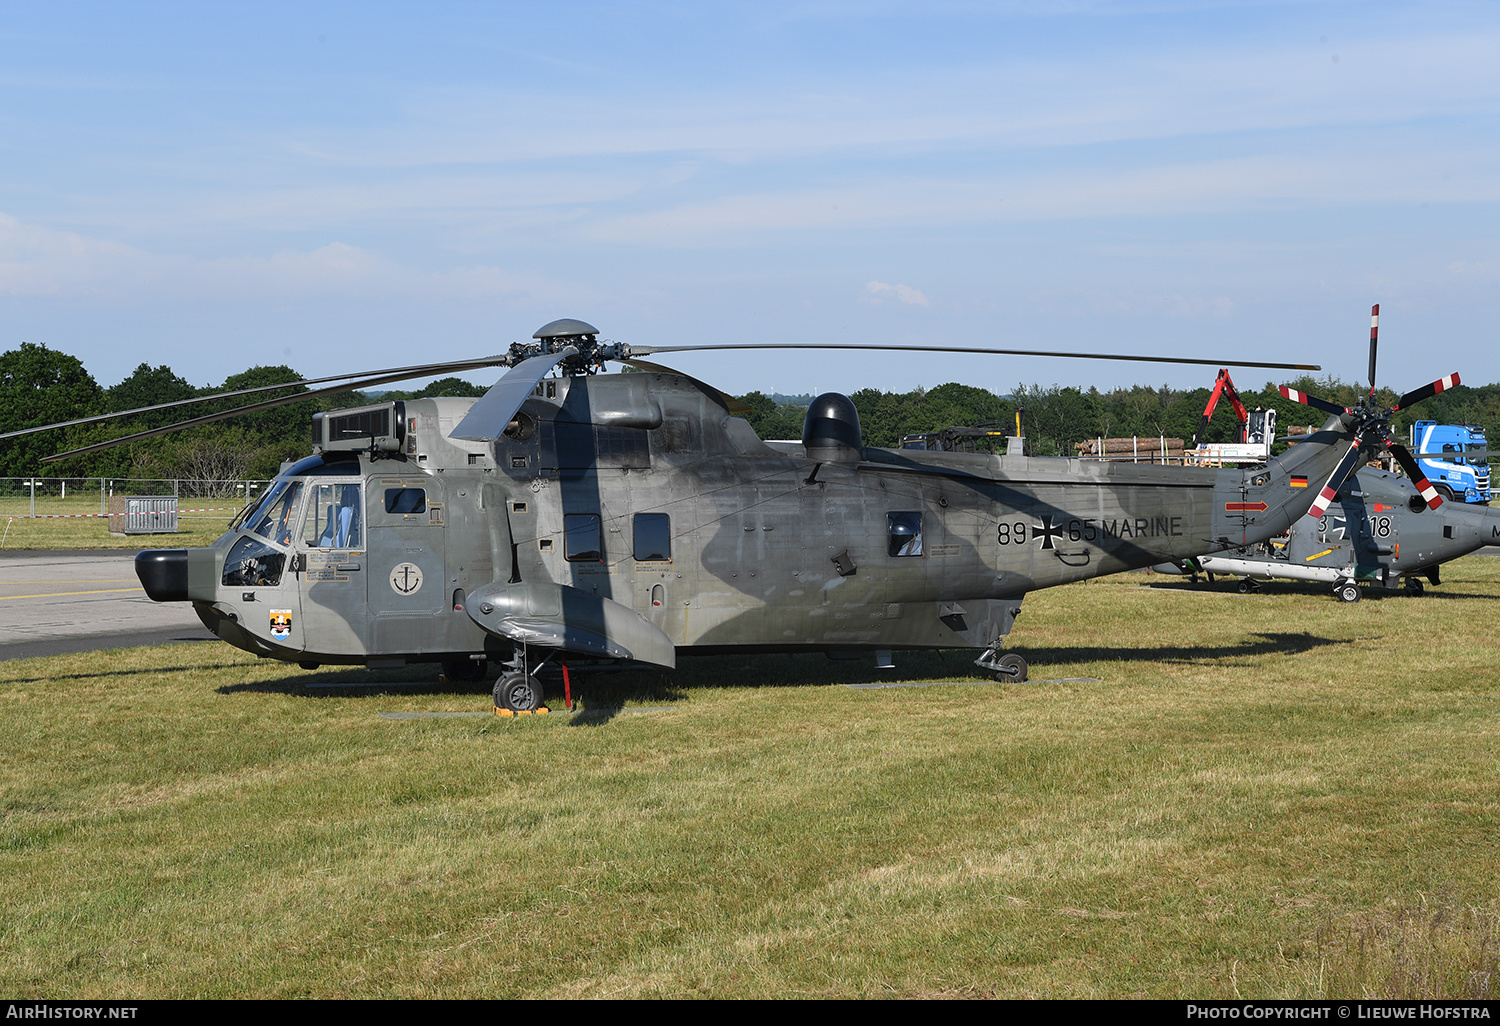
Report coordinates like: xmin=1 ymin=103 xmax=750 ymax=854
xmin=629 ymin=343 xmax=1320 ymax=372
xmin=1392 ymin=373 xmax=1460 ymax=412
xmin=451 ymin=349 xmax=577 ymax=442
xmin=1385 ymin=439 xmax=1444 ymax=509
xmin=3 ymin=355 xmax=508 ymax=443
xmin=1307 ymin=437 xmax=1366 ymax=519
xmin=1367 ymin=304 xmax=1379 ymax=398
xmin=41 ymin=361 xmax=504 ymax=463
xmin=1279 ymin=385 xmax=1349 ymax=416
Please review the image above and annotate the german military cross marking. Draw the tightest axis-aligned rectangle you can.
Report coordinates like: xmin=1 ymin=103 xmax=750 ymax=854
xmin=1034 ymin=516 xmax=1064 ymax=550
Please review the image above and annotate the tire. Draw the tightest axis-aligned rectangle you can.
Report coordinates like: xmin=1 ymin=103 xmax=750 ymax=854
xmin=494 ymin=672 xmax=543 ymax=712
xmin=1335 ymin=581 xmax=1361 ymax=603
xmin=443 ymin=658 xmax=487 ymax=683
xmin=1404 ymin=577 xmax=1424 ymax=597
xmin=1237 ymin=579 xmax=1253 ymax=594
xmin=993 ymin=653 xmax=1028 ymax=683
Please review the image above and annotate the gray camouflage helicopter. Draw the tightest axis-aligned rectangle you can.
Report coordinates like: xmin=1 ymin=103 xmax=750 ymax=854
xmin=1155 ymin=305 xmax=1498 ymax=600
xmin=1152 ymin=464 xmax=1500 ymax=600
xmin=9 ymin=315 xmax=1435 ymax=709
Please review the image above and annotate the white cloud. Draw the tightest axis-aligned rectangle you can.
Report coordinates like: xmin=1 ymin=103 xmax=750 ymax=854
xmin=287 ymin=27 xmax=1500 ymax=169
xmin=865 ymin=280 xmax=930 ymax=306
xmin=582 ymin=144 xmax=1500 ymax=246
xmin=0 ymin=213 xmax=583 ymax=304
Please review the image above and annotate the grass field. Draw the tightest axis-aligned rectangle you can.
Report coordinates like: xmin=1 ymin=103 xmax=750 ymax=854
xmin=0 ymin=495 xmax=238 ymax=549
xmin=2 ymin=560 xmax=1498 ymax=998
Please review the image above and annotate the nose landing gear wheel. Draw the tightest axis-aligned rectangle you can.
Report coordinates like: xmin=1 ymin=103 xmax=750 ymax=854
xmin=495 ymin=672 xmax=544 ymax=713
xmin=992 ymin=653 xmax=1028 ymax=682
xmin=1334 ymin=580 xmax=1361 ymax=603
xmin=1404 ymin=577 xmax=1425 ymax=596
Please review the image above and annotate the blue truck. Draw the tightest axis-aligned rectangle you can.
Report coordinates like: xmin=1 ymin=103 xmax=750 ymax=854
xmin=1411 ymin=420 xmax=1491 ymax=503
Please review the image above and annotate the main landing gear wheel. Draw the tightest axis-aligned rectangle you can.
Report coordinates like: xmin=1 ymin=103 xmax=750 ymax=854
xmin=993 ymin=653 xmax=1028 ymax=683
xmin=1404 ymin=577 xmax=1425 ymax=596
xmin=1334 ymin=580 xmax=1361 ymax=603
xmin=495 ymin=672 xmax=544 ymax=713
xmin=1236 ymin=578 xmax=1261 ymax=594
xmin=443 ymin=658 xmax=487 ymax=683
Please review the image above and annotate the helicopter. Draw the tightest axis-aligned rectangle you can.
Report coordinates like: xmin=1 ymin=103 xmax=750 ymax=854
xmin=1152 ymin=464 xmax=1500 ymax=600
xmin=6 ymin=313 xmax=1443 ymax=710
xmin=1153 ymin=304 xmax=1499 ymax=599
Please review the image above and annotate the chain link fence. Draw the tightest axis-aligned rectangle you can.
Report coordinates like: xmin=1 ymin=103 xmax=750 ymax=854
xmin=0 ymin=477 xmax=272 ymax=519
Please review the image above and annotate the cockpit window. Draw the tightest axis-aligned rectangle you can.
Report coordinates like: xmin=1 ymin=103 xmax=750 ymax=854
xmin=306 ymin=483 xmax=363 ymax=548
xmin=231 ymin=453 xmax=358 ymax=531
xmin=223 ymin=535 xmax=286 ymax=587
xmin=248 ymin=481 xmax=304 ymax=547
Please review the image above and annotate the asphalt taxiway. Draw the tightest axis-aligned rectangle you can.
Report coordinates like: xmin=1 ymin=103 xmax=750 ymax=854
xmin=0 ymin=550 xmax=213 ymax=661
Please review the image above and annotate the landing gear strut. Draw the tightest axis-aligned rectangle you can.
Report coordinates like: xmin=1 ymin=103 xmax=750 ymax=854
xmin=976 ymin=646 xmax=1028 ymax=682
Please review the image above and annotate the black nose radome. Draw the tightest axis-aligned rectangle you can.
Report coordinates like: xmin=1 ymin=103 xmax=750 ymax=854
xmin=136 ymin=549 xmax=189 ymax=602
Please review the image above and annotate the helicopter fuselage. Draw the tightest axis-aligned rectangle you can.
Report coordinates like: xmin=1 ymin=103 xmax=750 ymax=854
xmin=136 ymin=371 xmax=1357 ymax=673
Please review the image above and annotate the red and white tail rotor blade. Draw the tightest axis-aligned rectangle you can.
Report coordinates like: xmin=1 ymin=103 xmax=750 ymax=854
xmin=1393 ymin=372 xmax=1460 ymax=412
xmin=1279 ymin=385 xmax=1349 ymax=416
xmin=1307 ymin=437 xmax=1365 ymax=519
xmin=1386 ymin=440 xmax=1444 ymax=509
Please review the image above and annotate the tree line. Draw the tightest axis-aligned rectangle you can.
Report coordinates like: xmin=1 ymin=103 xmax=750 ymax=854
xmin=739 ymin=376 xmax=1500 ymax=459
xmin=0 ymin=342 xmax=485 ymax=480
xmin=5 ymin=341 xmax=1500 ymax=479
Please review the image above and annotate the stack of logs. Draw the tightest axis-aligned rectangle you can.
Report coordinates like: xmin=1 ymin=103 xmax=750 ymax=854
xmin=1075 ymin=437 xmax=1187 ymax=459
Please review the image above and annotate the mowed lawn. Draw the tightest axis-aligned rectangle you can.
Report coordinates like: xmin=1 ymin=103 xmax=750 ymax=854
xmin=2 ymin=560 xmax=1498 ymax=998
xmin=0 ymin=494 xmax=237 ymax=550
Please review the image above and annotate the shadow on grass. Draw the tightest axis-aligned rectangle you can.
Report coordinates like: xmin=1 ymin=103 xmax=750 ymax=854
xmin=6 ymin=633 xmax=1341 ymax=707
xmin=1028 ymin=630 xmax=1350 ymax=667
xmin=1 ymin=660 xmax=261 ymax=686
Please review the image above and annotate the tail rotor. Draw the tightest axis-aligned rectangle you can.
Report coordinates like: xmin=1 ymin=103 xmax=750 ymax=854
xmin=1279 ymin=304 xmax=1457 ymax=515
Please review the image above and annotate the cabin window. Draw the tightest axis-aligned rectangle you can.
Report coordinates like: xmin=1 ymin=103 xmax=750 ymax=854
xmin=564 ymin=514 xmax=603 ymax=562
xmin=633 ymin=513 xmax=671 ymax=561
xmin=888 ymin=511 xmax=924 ymax=557
xmin=384 ymin=487 xmax=426 ymax=514
xmin=305 ymin=482 xmax=362 ymax=548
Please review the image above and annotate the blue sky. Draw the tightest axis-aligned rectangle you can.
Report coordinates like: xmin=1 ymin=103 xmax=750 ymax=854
xmin=3 ymin=1 xmax=1498 ymax=401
